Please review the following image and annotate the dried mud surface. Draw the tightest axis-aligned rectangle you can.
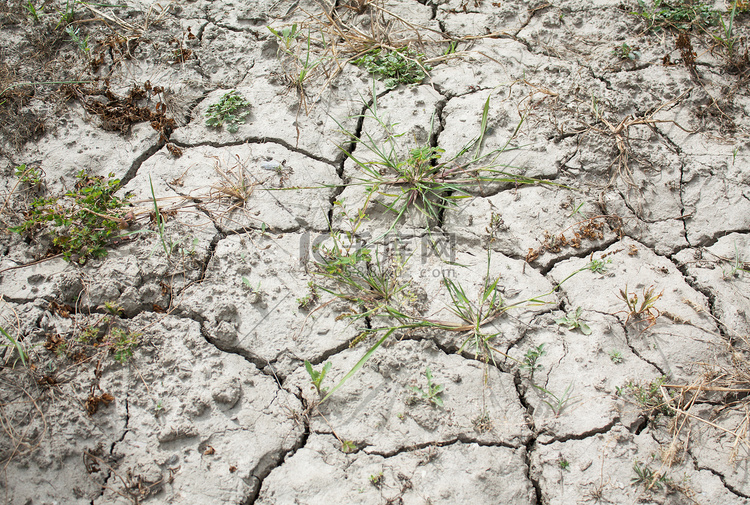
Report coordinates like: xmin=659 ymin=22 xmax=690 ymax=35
xmin=1 ymin=0 xmax=750 ymax=504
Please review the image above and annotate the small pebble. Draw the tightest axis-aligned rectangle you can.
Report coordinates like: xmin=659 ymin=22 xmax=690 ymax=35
xmin=260 ymin=160 xmax=282 ymax=171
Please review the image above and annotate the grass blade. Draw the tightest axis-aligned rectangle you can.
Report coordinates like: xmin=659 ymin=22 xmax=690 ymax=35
xmin=321 ymin=327 xmax=396 ymax=403
xmin=0 ymin=325 xmax=27 ymax=367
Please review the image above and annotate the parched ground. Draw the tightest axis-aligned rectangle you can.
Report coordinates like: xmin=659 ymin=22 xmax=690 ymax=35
xmin=1 ymin=0 xmax=750 ymax=503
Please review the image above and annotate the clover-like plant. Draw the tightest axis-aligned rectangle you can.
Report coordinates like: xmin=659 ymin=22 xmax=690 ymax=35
xmin=205 ymin=90 xmax=251 ymax=133
xmin=353 ymin=47 xmax=430 ymax=89
xmin=10 ymin=170 xmax=130 ymax=264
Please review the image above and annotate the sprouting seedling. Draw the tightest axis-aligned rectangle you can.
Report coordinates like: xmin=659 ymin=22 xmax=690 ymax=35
xmin=341 ymin=440 xmax=357 ymax=453
xmin=555 ymin=307 xmax=592 ymax=335
xmin=305 ymin=360 xmax=332 ymax=395
xmin=609 ymin=350 xmax=623 ymax=364
xmin=409 ymin=367 xmax=444 ymax=407
xmin=722 ymin=240 xmax=749 ymax=279
xmin=612 ymin=42 xmax=640 ymax=61
xmin=714 ymin=0 xmax=739 ymax=55
xmin=520 ymin=344 xmax=546 ymax=378
xmin=149 ymin=176 xmax=172 ymax=257
xmin=267 ymin=23 xmax=299 ymax=53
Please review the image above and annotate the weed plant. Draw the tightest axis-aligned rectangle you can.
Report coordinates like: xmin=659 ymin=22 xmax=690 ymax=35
xmin=520 ymin=344 xmax=546 ymax=378
xmin=353 ymin=47 xmax=430 ymax=89
xmin=612 ymin=42 xmax=640 ymax=61
xmin=617 ymin=285 xmax=663 ymax=327
xmin=555 ymin=307 xmax=592 ymax=335
xmin=633 ymin=0 xmax=719 ymax=32
xmin=148 ymin=176 xmax=172 ymax=257
xmin=622 ymin=376 xmax=675 ymax=416
xmin=532 ymin=382 xmax=577 ymax=417
xmin=65 ymin=25 xmax=89 ymax=53
xmin=338 ymin=91 xmax=547 ymax=238
xmin=24 ymin=0 xmax=43 ymax=22
xmin=409 ymin=367 xmax=444 ymax=407
xmin=10 ymin=170 xmax=131 ymax=264
xmin=722 ymin=241 xmax=749 ymax=278
xmin=205 ymin=90 xmax=251 ymax=133
xmin=107 ymin=327 xmax=140 ymax=363
xmin=632 ymin=460 xmax=671 ymax=491
xmin=305 ymin=360 xmax=332 ymax=394
xmin=14 ymin=164 xmax=43 ymax=189
xmin=268 ymin=23 xmax=300 ymax=53
xmin=316 ymin=248 xmax=600 ymax=403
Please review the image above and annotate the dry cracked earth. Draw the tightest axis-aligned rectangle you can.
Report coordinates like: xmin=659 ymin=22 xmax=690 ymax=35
xmin=1 ymin=0 xmax=750 ymax=503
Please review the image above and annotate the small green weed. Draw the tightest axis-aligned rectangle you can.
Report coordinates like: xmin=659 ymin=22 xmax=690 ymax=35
xmin=555 ymin=307 xmax=592 ymax=335
xmin=57 ymin=0 xmax=79 ymax=27
xmin=65 ymin=25 xmax=89 ymax=53
xmin=15 ymin=164 xmax=42 ymax=187
xmin=204 ymin=90 xmax=251 ymax=133
xmin=612 ymin=42 xmax=640 ymax=60
xmin=287 ymin=31 xmax=324 ymax=89
xmin=337 ymin=91 xmax=548 ymax=238
xmin=103 ymin=301 xmax=124 ymax=317
xmin=409 ymin=367 xmax=444 ymax=407
xmin=304 ymin=360 xmax=332 ymax=395
xmin=353 ymin=47 xmax=430 ymax=89
xmin=617 ymin=285 xmax=662 ymax=327
xmin=10 ymin=170 xmax=131 ymax=264
xmin=318 ymin=250 xmax=594 ymax=404
xmin=609 ymin=349 xmax=623 ymax=364
xmin=632 ymin=0 xmax=719 ymax=32
xmin=558 ymin=458 xmax=570 ymax=470
xmin=296 ymin=281 xmax=319 ymax=310
xmin=588 ymin=257 xmax=611 ymax=274
xmin=722 ymin=241 xmax=749 ymax=279
xmin=268 ymin=23 xmax=300 ymax=53
xmin=714 ymin=1 xmax=740 ymax=54
xmin=632 ymin=460 xmax=671 ymax=491
xmin=444 ymin=40 xmax=459 ymax=55
xmin=148 ymin=176 xmax=174 ymax=258
xmin=623 ymin=376 xmax=675 ymax=416
xmin=106 ymin=327 xmax=140 ymax=364
xmin=341 ymin=440 xmax=357 ymax=453
xmin=24 ymin=0 xmax=43 ymax=22
xmin=533 ymin=382 xmax=576 ymax=417
xmin=520 ymin=344 xmax=546 ymax=378
xmin=369 ymin=472 xmax=384 ymax=487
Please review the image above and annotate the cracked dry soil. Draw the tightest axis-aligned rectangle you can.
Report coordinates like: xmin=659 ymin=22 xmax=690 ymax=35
xmin=1 ymin=0 xmax=750 ymax=503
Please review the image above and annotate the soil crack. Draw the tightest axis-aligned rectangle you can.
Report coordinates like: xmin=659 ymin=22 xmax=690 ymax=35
xmin=538 ymin=417 xmax=619 ymax=445
xmin=171 ymin=137 xmax=337 ymax=166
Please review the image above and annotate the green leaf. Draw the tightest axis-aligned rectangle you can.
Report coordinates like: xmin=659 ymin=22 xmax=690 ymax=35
xmin=321 ymin=328 xmax=395 ymax=403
